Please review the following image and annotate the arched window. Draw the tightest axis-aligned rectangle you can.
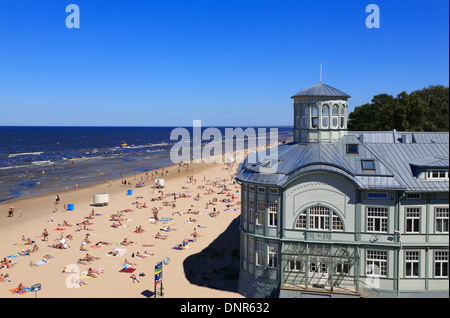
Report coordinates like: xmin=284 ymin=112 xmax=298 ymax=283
xmin=332 ymin=105 xmax=339 ymax=129
xmin=301 ymin=105 xmax=309 ymax=129
xmin=294 ymin=205 xmax=343 ymax=231
xmin=322 ymin=104 xmax=329 ymax=129
xmin=340 ymin=104 xmax=346 ymax=129
xmin=311 ymin=105 xmax=319 ymax=129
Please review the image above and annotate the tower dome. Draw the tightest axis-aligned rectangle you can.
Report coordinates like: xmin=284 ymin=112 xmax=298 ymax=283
xmin=291 ymin=83 xmax=350 ymax=143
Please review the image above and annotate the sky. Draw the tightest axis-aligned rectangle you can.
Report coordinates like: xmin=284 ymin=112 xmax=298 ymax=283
xmin=0 ymin=0 xmax=448 ymax=127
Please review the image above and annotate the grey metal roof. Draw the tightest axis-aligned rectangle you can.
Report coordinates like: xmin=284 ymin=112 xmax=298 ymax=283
xmin=236 ymin=131 xmax=449 ymax=192
xmin=291 ymin=83 xmax=351 ymax=99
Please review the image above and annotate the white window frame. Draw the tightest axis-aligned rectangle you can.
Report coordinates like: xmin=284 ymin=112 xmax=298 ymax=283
xmin=435 ymin=208 xmax=449 ymax=233
xmin=256 ymin=241 xmax=265 ymax=267
xmin=268 ymin=243 xmax=278 ymax=269
xmin=332 ymin=104 xmax=339 ymax=129
xmin=311 ymin=105 xmax=319 ymax=129
xmin=405 ymin=208 xmax=421 ymax=233
xmin=367 ymin=207 xmax=388 ymax=233
xmin=268 ymin=203 xmax=278 ymax=227
xmin=426 ymin=169 xmax=449 ymax=181
xmin=366 ymin=250 xmax=387 ymax=277
xmin=405 ymin=251 xmax=420 ymax=277
xmin=322 ymin=104 xmax=329 ymax=129
xmin=434 ymin=251 xmax=448 ymax=277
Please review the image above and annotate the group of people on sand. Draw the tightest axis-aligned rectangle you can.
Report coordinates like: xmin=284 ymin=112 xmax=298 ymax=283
xmin=3 ymin=162 xmax=241 ymax=294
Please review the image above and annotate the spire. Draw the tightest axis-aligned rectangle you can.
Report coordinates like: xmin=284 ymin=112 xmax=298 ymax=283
xmin=320 ymin=62 xmax=322 ymax=84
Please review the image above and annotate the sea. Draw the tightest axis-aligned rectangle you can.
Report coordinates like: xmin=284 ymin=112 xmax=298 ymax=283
xmin=0 ymin=126 xmax=292 ymax=203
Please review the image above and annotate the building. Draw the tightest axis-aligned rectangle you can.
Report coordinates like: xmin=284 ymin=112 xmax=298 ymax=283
xmin=235 ymin=83 xmax=449 ymax=298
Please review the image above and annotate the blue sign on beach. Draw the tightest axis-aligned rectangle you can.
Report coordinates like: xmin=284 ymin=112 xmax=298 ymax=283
xmin=155 ymin=262 xmax=163 ymax=285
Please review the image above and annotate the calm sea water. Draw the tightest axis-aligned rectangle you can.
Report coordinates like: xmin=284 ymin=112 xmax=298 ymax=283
xmin=0 ymin=126 xmax=292 ymax=202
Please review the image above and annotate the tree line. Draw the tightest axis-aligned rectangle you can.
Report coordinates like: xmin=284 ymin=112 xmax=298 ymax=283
xmin=348 ymin=85 xmax=449 ymax=132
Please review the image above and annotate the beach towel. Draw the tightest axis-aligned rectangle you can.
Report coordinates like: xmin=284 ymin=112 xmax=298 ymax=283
xmin=7 ymin=253 xmax=18 ymax=258
xmin=9 ymin=287 xmax=31 ymax=295
xmin=158 ymin=218 xmax=172 ymax=222
xmin=35 ymin=260 xmax=49 ymax=266
xmin=106 ymin=248 xmax=127 ymax=257
xmin=90 ymin=245 xmax=101 ymax=249
xmin=119 ymin=267 xmax=135 ymax=273
xmin=95 ymin=214 xmax=102 ymax=216
xmin=54 ymin=228 xmax=67 ymax=231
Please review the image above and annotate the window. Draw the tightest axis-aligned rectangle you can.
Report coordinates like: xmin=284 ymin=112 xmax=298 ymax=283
xmin=368 ymin=192 xmax=388 ymax=199
xmin=301 ymin=105 xmax=309 ymax=129
xmin=309 ymin=206 xmax=330 ymax=230
xmin=294 ymin=206 xmax=343 ymax=231
xmin=434 ymin=251 xmax=448 ymax=277
xmin=322 ymin=104 xmax=329 ymax=129
xmin=288 ymin=258 xmax=301 ymax=272
xmin=332 ymin=105 xmax=339 ymax=128
xmin=268 ymin=203 xmax=278 ymax=227
xmin=249 ymin=185 xmax=255 ymax=192
xmin=256 ymin=241 xmax=265 ymax=266
xmin=435 ymin=208 xmax=449 ymax=233
xmin=295 ymin=114 xmax=301 ymax=129
xmin=367 ymin=207 xmax=388 ymax=232
xmin=427 ymin=169 xmax=449 ymax=180
xmin=248 ymin=238 xmax=255 ymax=264
xmin=406 ymin=208 xmax=420 ymax=233
xmin=332 ymin=213 xmax=344 ymax=231
xmin=311 ymin=105 xmax=319 ymax=129
xmin=406 ymin=193 xmax=421 ymax=200
xmin=257 ymin=186 xmax=265 ymax=193
xmin=340 ymin=105 xmax=346 ymax=128
xmin=249 ymin=200 xmax=255 ymax=223
xmin=268 ymin=244 xmax=278 ymax=268
xmin=362 ymin=160 xmax=375 ymax=171
xmin=405 ymin=251 xmax=419 ymax=277
xmin=256 ymin=201 xmax=265 ymax=225
xmin=366 ymin=250 xmax=387 ymax=277
xmin=346 ymin=144 xmax=359 ymax=154
xmin=269 ymin=188 xmax=279 ymax=195
xmin=336 ymin=262 xmax=350 ymax=275
xmin=295 ymin=211 xmax=307 ymax=229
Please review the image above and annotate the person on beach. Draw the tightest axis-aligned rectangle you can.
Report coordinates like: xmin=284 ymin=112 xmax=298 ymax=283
xmin=10 ymin=283 xmax=24 ymax=294
xmin=42 ymin=229 xmax=49 ymax=242
xmin=7 ymin=206 xmax=14 ymax=217
xmin=130 ymin=273 xmax=140 ymax=283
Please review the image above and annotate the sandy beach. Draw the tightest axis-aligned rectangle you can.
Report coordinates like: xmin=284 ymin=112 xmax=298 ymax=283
xmin=0 ymin=159 xmax=244 ymax=298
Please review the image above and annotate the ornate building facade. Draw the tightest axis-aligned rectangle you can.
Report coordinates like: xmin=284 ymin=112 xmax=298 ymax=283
xmin=236 ymin=83 xmax=449 ymax=298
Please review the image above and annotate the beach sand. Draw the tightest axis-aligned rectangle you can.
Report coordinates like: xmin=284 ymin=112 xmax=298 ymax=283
xmin=0 ymin=160 xmax=244 ymax=298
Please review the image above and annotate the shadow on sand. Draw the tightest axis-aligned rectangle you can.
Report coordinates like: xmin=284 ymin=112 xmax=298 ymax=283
xmin=183 ymin=216 xmax=241 ymax=294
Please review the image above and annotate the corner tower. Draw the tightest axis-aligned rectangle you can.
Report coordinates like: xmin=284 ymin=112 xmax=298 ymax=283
xmin=291 ymin=83 xmax=350 ymax=143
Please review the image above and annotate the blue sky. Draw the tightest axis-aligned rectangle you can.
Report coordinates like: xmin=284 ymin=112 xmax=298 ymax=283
xmin=0 ymin=0 xmax=448 ymax=126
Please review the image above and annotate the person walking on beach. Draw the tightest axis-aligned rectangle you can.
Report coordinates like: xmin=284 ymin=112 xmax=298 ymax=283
xmin=42 ymin=229 xmax=49 ymax=242
xmin=7 ymin=207 xmax=14 ymax=217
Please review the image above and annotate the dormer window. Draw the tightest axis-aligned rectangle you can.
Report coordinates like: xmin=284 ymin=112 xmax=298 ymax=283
xmin=362 ymin=160 xmax=375 ymax=171
xmin=346 ymin=144 xmax=359 ymax=154
xmin=426 ymin=169 xmax=449 ymax=180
